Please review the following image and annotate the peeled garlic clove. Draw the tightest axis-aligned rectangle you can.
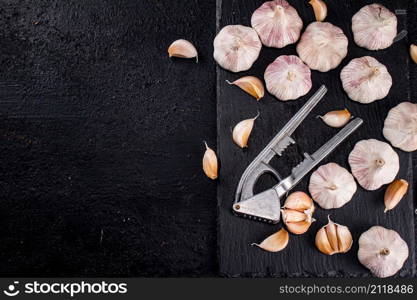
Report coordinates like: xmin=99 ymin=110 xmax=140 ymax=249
xmin=309 ymin=163 xmax=357 ymax=209
xmin=315 ymin=216 xmax=352 ymax=255
xmin=352 ymin=4 xmax=397 ymax=51
xmin=232 ymin=113 xmax=259 ymax=148
xmin=168 ymin=39 xmax=198 ymax=61
xmin=252 ymin=228 xmax=289 ymax=252
xmin=213 ymin=25 xmax=262 ymax=72
xmin=411 ymin=45 xmax=417 ymax=64
xmin=251 ymin=0 xmax=303 ymax=48
xmin=309 ymin=0 xmax=327 ymax=22
xmin=282 ymin=192 xmax=315 ymax=235
xmin=384 ymin=179 xmax=408 ymax=213
xmin=296 ymin=22 xmax=348 ymax=72
xmin=358 ymin=226 xmax=408 ymax=278
xmin=226 ymin=76 xmax=265 ymax=100
xmin=348 ymin=139 xmax=399 ymax=191
xmin=341 ymin=56 xmax=392 ymax=104
xmin=202 ymin=142 xmax=218 ymax=180
xmin=383 ymin=102 xmax=417 ymax=152
xmin=319 ymin=109 xmax=351 ymax=128
xmin=264 ymin=55 xmax=312 ymax=101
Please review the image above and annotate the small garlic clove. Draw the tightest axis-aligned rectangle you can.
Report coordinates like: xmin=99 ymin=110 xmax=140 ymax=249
xmin=283 ymin=191 xmax=314 ymax=211
xmin=411 ymin=45 xmax=417 ymax=64
xmin=325 ymin=219 xmax=339 ymax=252
xmin=384 ymin=179 xmax=409 ymax=213
xmin=202 ymin=142 xmax=218 ymax=180
xmin=252 ymin=228 xmax=289 ymax=252
xmin=281 ymin=209 xmax=307 ymax=223
xmin=336 ymin=224 xmax=353 ymax=253
xmin=315 ymin=226 xmax=334 ymax=255
xmin=232 ymin=113 xmax=259 ymax=148
xmin=286 ymin=220 xmax=312 ymax=235
xmin=309 ymin=0 xmax=327 ymax=22
xmin=168 ymin=39 xmax=198 ymax=62
xmin=315 ymin=216 xmax=352 ymax=255
xmin=319 ymin=109 xmax=351 ymax=128
xmin=226 ymin=76 xmax=265 ymax=100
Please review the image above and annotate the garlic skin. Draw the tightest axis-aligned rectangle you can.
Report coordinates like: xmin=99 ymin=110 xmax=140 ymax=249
xmin=213 ymin=25 xmax=262 ymax=72
xmin=264 ymin=55 xmax=312 ymax=101
xmin=251 ymin=0 xmax=303 ymax=48
xmin=340 ymin=56 xmax=392 ymax=104
xmin=358 ymin=226 xmax=409 ymax=278
xmin=282 ymin=192 xmax=315 ymax=235
xmin=309 ymin=0 xmax=327 ymax=22
xmin=232 ymin=114 xmax=259 ymax=148
xmin=315 ymin=217 xmax=353 ymax=255
xmin=383 ymin=102 xmax=417 ymax=152
xmin=252 ymin=228 xmax=289 ymax=252
xmin=384 ymin=179 xmax=409 ymax=213
xmin=348 ymin=139 xmax=399 ymax=191
xmin=309 ymin=163 xmax=357 ymax=209
xmin=202 ymin=142 xmax=218 ymax=180
xmin=319 ymin=109 xmax=351 ymax=128
xmin=352 ymin=4 xmax=397 ymax=51
xmin=168 ymin=39 xmax=198 ymax=62
xmin=296 ymin=22 xmax=348 ymax=72
xmin=411 ymin=45 xmax=417 ymax=64
xmin=226 ymin=76 xmax=265 ymax=100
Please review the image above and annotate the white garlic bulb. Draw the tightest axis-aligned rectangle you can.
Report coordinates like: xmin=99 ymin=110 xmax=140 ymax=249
xmin=352 ymin=4 xmax=397 ymax=51
xmin=340 ymin=56 xmax=392 ymax=104
xmin=348 ymin=139 xmax=399 ymax=191
xmin=358 ymin=226 xmax=409 ymax=278
xmin=251 ymin=0 xmax=303 ymax=48
xmin=309 ymin=163 xmax=357 ymax=209
xmin=264 ymin=55 xmax=312 ymax=101
xmin=296 ymin=22 xmax=348 ymax=72
xmin=383 ymin=102 xmax=417 ymax=152
xmin=213 ymin=25 xmax=262 ymax=73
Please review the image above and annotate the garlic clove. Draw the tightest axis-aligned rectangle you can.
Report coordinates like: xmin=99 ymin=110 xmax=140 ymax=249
xmin=252 ymin=228 xmax=289 ymax=252
xmin=168 ymin=39 xmax=198 ymax=62
xmin=411 ymin=45 xmax=417 ymax=64
xmin=337 ymin=225 xmax=353 ymax=253
xmin=319 ymin=109 xmax=351 ymax=128
xmin=226 ymin=76 xmax=265 ymax=100
xmin=315 ymin=225 xmax=334 ymax=255
xmin=348 ymin=139 xmax=399 ymax=191
xmin=384 ymin=179 xmax=409 ymax=213
xmin=283 ymin=191 xmax=314 ymax=211
xmin=309 ymin=0 xmax=327 ymax=22
xmin=383 ymin=102 xmax=417 ymax=152
xmin=251 ymin=0 xmax=303 ymax=48
xmin=213 ymin=25 xmax=262 ymax=73
xmin=341 ymin=56 xmax=392 ymax=104
xmin=264 ymin=55 xmax=312 ymax=101
xmin=202 ymin=142 xmax=218 ymax=180
xmin=325 ymin=219 xmax=339 ymax=252
xmin=282 ymin=192 xmax=315 ymax=235
xmin=232 ymin=113 xmax=259 ymax=148
xmin=281 ymin=209 xmax=307 ymax=223
xmin=286 ymin=220 xmax=312 ymax=235
xmin=352 ymin=4 xmax=397 ymax=51
xmin=315 ymin=216 xmax=352 ymax=255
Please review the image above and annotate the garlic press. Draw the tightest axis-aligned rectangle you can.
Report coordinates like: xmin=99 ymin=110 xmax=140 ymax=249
xmin=233 ymin=85 xmax=363 ymax=224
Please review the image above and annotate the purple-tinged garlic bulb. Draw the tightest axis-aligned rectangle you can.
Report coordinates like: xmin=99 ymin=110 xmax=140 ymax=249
xmin=251 ymin=0 xmax=303 ymax=48
xmin=348 ymin=139 xmax=399 ymax=191
xmin=383 ymin=102 xmax=417 ymax=152
xmin=213 ymin=25 xmax=262 ymax=73
xmin=352 ymin=4 xmax=397 ymax=51
xmin=340 ymin=56 xmax=392 ymax=104
xmin=264 ymin=55 xmax=312 ymax=101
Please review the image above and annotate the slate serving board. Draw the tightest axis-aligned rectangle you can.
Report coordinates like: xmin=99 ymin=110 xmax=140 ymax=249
xmin=217 ymin=0 xmax=415 ymax=277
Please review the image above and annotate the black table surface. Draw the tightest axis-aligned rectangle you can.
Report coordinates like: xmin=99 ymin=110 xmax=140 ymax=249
xmin=0 ymin=0 xmax=415 ymax=277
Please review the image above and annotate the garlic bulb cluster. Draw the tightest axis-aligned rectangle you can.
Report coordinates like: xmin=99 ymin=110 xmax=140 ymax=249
xmin=264 ymin=55 xmax=312 ymax=101
xmin=281 ymin=192 xmax=315 ymax=235
xmin=348 ymin=139 xmax=399 ymax=191
xmin=202 ymin=142 xmax=218 ymax=180
xmin=168 ymin=39 xmax=198 ymax=62
xmin=358 ymin=226 xmax=409 ymax=278
xmin=251 ymin=0 xmax=303 ymax=48
xmin=226 ymin=76 xmax=265 ymax=101
xmin=315 ymin=217 xmax=353 ymax=255
xmin=213 ymin=25 xmax=262 ymax=72
xmin=340 ymin=56 xmax=392 ymax=104
xmin=319 ymin=109 xmax=351 ymax=128
xmin=352 ymin=4 xmax=397 ymax=51
xmin=232 ymin=113 xmax=259 ymax=148
xmin=383 ymin=102 xmax=417 ymax=152
xmin=296 ymin=22 xmax=348 ymax=72
xmin=253 ymin=228 xmax=289 ymax=252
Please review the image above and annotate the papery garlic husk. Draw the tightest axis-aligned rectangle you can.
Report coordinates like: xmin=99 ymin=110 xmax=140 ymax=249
xmin=411 ymin=45 xmax=417 ymax=64
xmin=309 ymin=163 xmax=357 ymax=209
xmin=315 ymin=216 xmax=353 ymax=255
xmin=352 ymin=4 xmax=397 ymax=51
xmin=213 ymin=25 xmax=262 ymax=72
xmin=309 ymin=0 xmax=327 ymax=22
xmin=341 ymin=56 xmax=392 ymax=104
xmin=319 ymin=109 xmax=351 ymax=128
xmin=384 ymin=179 xmax=408 ymax=213
xmin=251 ymin=0 xmax=303 ymax=48
xmin=296 ymin=22 xmax=348 ymax=72
xmin=383 ymin=102 xmax=417 ymax=152
xmin=226 ymin=76 xmax=265 ymax=100
xmin=282 ymin=191 xmax=315 ymax=235
xmin=358 ymin=226 xmax=409 ymax=278
xmin=264 ymin=55 xmax=312 ymax=101
xmin=202 ymin=142 xmax=218 ymax=180
xmin=232 ymin=113 xmax=259 ymax=148
xmin=252 ymin=228 xmax=289 ymax=252
xmin=168 ymin=39 xmax=198 ymax=61
xmin=348 ymin=139 xmax=399 ymax=191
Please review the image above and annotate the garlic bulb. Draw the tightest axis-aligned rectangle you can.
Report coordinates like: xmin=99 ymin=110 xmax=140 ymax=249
xmin=202 ymin=142 xmax=218 ymax=180
xmin=315 ymin=216 xmax=353 ymax=255
xmin=319 ymin=109 xmax=351 ymax=128
xmin=340 ymin=56 xmax=392 ymax=104
xmin=309 ymin=163 xmax=357 ymax=209
xmin=264 ymin=55 xmax=312 ymax=101
xmin=252 ymin=228 xmax=289 ymax=252
xmin=232 ymin=113 xmax=259 ymax=148
xmin=358 ymin=226 xmax=409 ymax=278
xmin=213 ymin=25 xmax=262 ymax=72
xmin=411 ymin=45 xmax=417 ymax=64
xmin=309 ymin=0 xmax=327 ymax=22
xmin=226 ymin=76 xmax=265 ymax=100
xmin=296 ymin=22 xmax=348 ymax=72
xmin=383 ymin=102 xmax=417 ymax=152
xmin=384 ymin=179 xmax=409 ymax=213
xmin=352 ymin=4 xmax=397 ymax=51
xmin=168 ymin=39 xmax=198 ymax=62
xmin=348 ymin=139 xmax=399 ymax=191
xmin=251 ymin=0 xmax=303 ymax=48
xmin=281 ymin=191 xmax=315 ymax=235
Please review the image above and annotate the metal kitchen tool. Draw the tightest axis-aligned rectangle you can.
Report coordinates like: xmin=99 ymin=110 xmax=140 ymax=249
xmin=233 ymin=85 xmax=363 ymax=224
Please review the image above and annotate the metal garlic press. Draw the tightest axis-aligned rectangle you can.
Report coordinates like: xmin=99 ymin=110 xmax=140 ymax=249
xmin=233 ymin=85 xmax=363 ymax=224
